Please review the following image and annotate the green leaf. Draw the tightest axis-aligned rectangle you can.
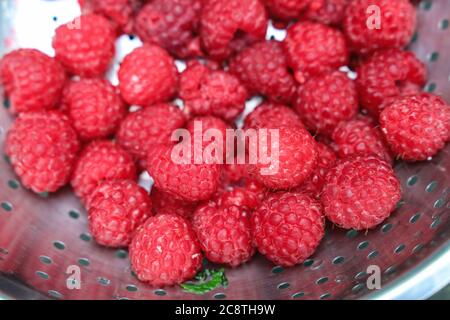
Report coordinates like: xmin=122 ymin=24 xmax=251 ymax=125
xmin=180 ymin=268 xmax=228 ymax=295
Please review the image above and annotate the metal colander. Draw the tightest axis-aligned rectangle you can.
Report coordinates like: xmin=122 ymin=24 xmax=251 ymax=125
xmin=0 ymin=0 xmax=449 ymax=300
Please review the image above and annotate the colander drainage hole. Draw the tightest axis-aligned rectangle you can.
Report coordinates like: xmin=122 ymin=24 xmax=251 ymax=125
xmin=430 ymin=217 xmax=441 ymax=229
xmin=154 ymin=289 xmax=167 ymax=296
xmin=357 ymin=241 xmax=369 ymax=250
xmin=303 ymin=259 xmax=314 ymax=267
xmin=433 ymin=198 xmax=444 ymax=208
xmin=69 ymin=210 xmax=80 ymax=219
xmin=332 ymin=256 xmax=345 ymax=264
xmin=97 ymin=277 xmax=111 ymax=286
xmin=409 ymin=213 xmax=421 ymax=224
xmin=79 ymin=232 xmax=92 ymax=242
xmin=412 ymin=243 xmax=424 ymax=254
xmin=346 ymin=229 xmax=358 ymax=239
xmin=384 ymin=265 xmax=397 ymax=275
xmin=292 ymin=292 xmax=305 ymax=299
xmin=78 ymin=258 xmax=90 ymax=267
xmin=126 ymin=284 xmax=138 ymax=292
xmin=367 ymin=250 xmax=378 ymax=260
xmin=381 ymin=223 xmax=393 ymax=233
xmin=48 ymin=290 xmax=63 ymax=299
xmin=214 ymin=293 xmax=226 ymax=299
xmin=425 ymin=83 xmax=437 ymax=93
xmin=316 ymin=277 xmax=328 ymax=285
xmin=428 ymin=52 xmax=439 ymax=62
xmin=271 ymin=266 xmax=284 ymax=274
xmin=7 ymin=179 xmax=20 ymax=189
xmin=36 ymin=271 xmax=49 ymax=280
xmin=352 ymin=283 xmax=365 ymax=294
xmin=53 ymin=241 xmax=66 ymax=250
xmin=277 ymin=282 xmax=290 ymax=290
xmin=39 ymin=255 xmax=52 ymax=264
xmin=394 ymin=244 xmax=406 ymax=254
xmin=425 ymin=181 xmax=438 ymax=193
xmin=440 ymin=19 xmax=449 ymax=30
xmin=116 ymin=249 xmax=128 ymax=259
xmin=407 ymin=175 xmax=418 ymax=186
xmin=354 ymin=271 xmax=367 ymax=280
xmin=1 ymin=202 xmax=13 ymax=212
xmin=320 ymin=293 xmax=331 ymax=300
xmin=420 ymin=0 xmax=432 ymax=10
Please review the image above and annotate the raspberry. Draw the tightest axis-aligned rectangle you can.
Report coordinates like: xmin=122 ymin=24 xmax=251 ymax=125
xmin=247 ymin=126 xmax=317 ymax=189
xmin=179 ymin=62 xmax=247 ymax=122
xmin=303 ymin=0 xmax=350 ymax=26
xmin=0 ymin=49 xmax=66 ymax=114
xmin=150 ymin=187 xmax=198 ymax=219
xmin=251 ymin=192 xmax=325 ymax=266
xmin=88 ymin=179 xmax=152 ymax=247
xmin=264 ymin=0 xmax=318 ymax=21
xmin=283 ymin=21 xmax=348 ymax=83
xmin=356 ymin=49 xmax=427 ymax=116
xmin=129 ymin=214 xmax=202 ymax=286
xmin=118 ymin=45 xmax=178 ymax=107
xmin=243 ymin=103 xmax=304 ymax=130
xmin=53 ymin=14 xmax=116 ymax=77
xmin=192 ymin=202 xmax=254 ymax=267
xmin=5 ymin=111 xmax=79 ymax=193
xmin=62 ymin=79 xmax=126 ymax=141
xmin=185 ymin=116 xmax=232 ymax=163
xmin=221 ymin=162 xmax=248 ymax=185
xmin=134 ymin=0 xmax=202 ymax=57
xmin=343 ymin=0 xmax=416 ymax=54
xmin=200 ymin=0 xmax=268 ymax=60
xmin=79 ymin=0 xmax=136 ymax=33
xmin=216 ymin=179 xmax=266 ymax=211
xmin=332 ymin=116 xmax=393 ymax=163
xmin=117 ymin=103 xmax=186 ymax=168
xmin=71 ymin=140 xmax=137 ymax=202
xmin=294 ymin=71 xmax=358 ymax=137
xmin=229 ymin=41 xmax=296 ymax=104
xmin=147 ymin=143 xmax=221 ymax=202
xmin=322 ymin=155 xmax=401 ymax=230
xmin=380 ymin=94 xmax=450 ymax=161
xmin=294 ymin=142 xmax=336 ymax=198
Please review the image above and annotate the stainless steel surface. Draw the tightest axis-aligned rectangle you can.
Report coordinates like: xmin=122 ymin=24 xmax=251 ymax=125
xmin=0 ymin=0 xmax=449 ymax=300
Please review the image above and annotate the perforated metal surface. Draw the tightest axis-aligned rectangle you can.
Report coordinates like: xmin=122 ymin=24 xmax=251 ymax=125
xmin=0 ymin=0 xmax=449 ymax=300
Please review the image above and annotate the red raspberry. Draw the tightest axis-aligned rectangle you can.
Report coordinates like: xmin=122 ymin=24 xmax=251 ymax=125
xmin=53 ymin=14 xmax=116 ymax=77
xmin=343 ymin=0 xmax=416 ymax=54
xmin=179 ymin=62 xmax=247 ymax=122
xmin=5 ymin=111 xmax=79 ymax=193
xmin=88 ymin=179 xmax=152 ymax=247
xmin=251 ymin=192 xmax=325 ymax=267
xmin=192 ymin=202 xmax=254 ymax=267
xmin=0 ymin=49 xmax=66 ymax=114
xmin=221 ymin=162 xmax=247 ymax=185
xmin=150 ymin=187 xmax=198 ymax=219
xmin=264 ymin=0 xmax=319 ymax=21
xmin=294 ymin=71 xmax=358 ymax=137
xmin=322 ymin=155 xmax=401 ymax=230
xmin=79 ymin=0 xmax=141 ymax=33
xmin=200 ymin=0 xmax=268 ymax=60
xmin=283 ymin=21 xmax=348 ymax=83
xmin=294 ymin=142 xmax=336 ymax=198
xmin=147 ymin=143 xmax=221 ymax=202
xmin=216 ymin=179 xmax=266 ymax=211
xmin=117 ymin=103 xmax=186 ymax=168
xmin=356 ymin=49 xmax=427 ymax=116
xmin=247 ymin=126 xmax=317 ymax=189
xmin=71 ymin=140 xmax=137 ymax=202
xmin=129 ymin=214 xmax=202 ymax=286
xmin=229 ymin=41 xmax=296 ymax=104
xmin=332 ymin=116 xmax=393 ymax=163
xmin=134 ymin=0 xmax=202 ymax=58
xmin=380 ymin=94 xmax=450 ymax=161
xmin=62 ymin=79 xmax=126 ymax=141
xmin=118 ymin=45 xmax=178 ymax=107
xmin=244 ymin=103 xmax=304 ymax=129
xmin=303 ymin=0 xmax=350 ymax=26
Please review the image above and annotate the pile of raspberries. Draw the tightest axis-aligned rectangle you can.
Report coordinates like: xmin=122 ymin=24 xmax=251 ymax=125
xmin=1 ymin=0 xmax=450 ymax=287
